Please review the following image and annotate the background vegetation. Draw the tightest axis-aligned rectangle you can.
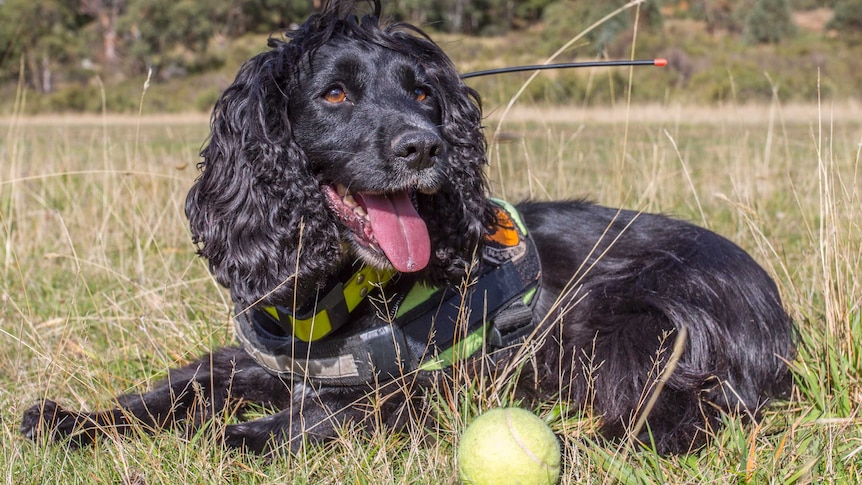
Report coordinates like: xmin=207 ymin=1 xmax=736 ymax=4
xmin=2 ymin=0 xmax=862 ymax=112
xmin=1 ymin=0 xmax=861 ymax=483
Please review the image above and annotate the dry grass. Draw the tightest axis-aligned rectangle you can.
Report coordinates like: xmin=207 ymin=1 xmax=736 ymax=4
xmin=1 ymin=98 xmax=861 ymax=483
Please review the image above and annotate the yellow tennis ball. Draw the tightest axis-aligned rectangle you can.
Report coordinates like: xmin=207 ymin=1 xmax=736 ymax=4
xmin=457 ymin=407 xmax=561 ymax=485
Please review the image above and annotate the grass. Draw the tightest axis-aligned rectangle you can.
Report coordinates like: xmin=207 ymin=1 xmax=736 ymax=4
xmin=1 ymin=92 xmax=862 ymax=483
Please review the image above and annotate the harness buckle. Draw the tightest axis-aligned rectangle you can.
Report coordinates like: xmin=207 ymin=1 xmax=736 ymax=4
xmin=487 ymin=288 xmax=539 ymax=350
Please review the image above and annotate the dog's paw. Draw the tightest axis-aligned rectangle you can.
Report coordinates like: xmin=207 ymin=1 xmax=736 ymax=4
xmin=21 ymin=399 xmax=76 ymax=443
xmin=222 ymin=422 xmax=260 ymax=452
xmin=222 ymin=422 xmax=291 ymax=455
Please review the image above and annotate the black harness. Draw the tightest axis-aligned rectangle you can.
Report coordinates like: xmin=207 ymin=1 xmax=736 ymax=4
xmin=234 ymin=200 xmax=542 ymax=386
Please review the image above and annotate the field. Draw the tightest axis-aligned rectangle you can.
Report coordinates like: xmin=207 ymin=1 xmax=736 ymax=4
xmin=2 ymin=100 xmax=861 ymax=483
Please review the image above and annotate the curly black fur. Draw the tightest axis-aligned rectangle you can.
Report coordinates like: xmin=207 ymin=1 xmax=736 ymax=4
xmin=23 ymin=0 xmax=795 ymax=457
xmin=184 ymin=1 xmax=492 ymax=307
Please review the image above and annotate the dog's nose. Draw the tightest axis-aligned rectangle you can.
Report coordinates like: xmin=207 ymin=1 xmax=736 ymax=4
xmin=392 ymin=131 xmax=442 ymax=170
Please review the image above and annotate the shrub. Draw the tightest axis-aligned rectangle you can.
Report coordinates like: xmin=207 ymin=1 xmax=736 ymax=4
xmin=744 ymin=0 xmax=797 ymax=44
xmin=828 ymin=0 xmax=862 ymax=33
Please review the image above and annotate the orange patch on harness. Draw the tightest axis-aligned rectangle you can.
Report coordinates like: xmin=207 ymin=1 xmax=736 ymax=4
xmin=486 ymin=206 xmax=521 ymax=247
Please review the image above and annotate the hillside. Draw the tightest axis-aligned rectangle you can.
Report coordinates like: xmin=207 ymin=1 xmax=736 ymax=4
xmin=1 ymin=2 xmax=860 ymax=114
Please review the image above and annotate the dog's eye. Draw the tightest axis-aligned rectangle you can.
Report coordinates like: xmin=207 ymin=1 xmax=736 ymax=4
xmin=413 ymin=87 xmax=428 ymax=102
xmin=323 ymin=87 xmax=347 ymax=104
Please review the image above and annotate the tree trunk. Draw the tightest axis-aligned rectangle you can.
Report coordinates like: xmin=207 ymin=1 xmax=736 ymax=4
xmin=453 ymin=0 xmax=465 ymax=32
xmin=99 ymin=7 xmax=118 ymax=64
xmin=41 ymin=52 xmax=52 ymax=93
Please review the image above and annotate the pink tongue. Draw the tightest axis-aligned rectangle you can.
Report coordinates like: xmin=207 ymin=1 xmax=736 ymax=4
xmin=360 ymin=191 xmax=430 ymax=272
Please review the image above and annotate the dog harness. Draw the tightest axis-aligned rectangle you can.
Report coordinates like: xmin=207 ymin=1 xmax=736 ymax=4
xmin=234 ymin=199 xmax=542 ymax=386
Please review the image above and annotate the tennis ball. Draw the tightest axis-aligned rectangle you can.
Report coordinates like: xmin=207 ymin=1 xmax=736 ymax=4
xmin=457 ymin=407 xmax=561 ymax=485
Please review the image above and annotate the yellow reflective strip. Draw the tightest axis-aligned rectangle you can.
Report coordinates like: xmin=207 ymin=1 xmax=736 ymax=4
xmin=418 ymin=324 xmax=486 ymax=371
xmin=343 ymin=267 xmax=395 ymax=311
xmin=396 ymin=283 xmax=438 ymax=318
xmin=291 ymin=311 xmax=333 ymax=342
xmin=263 ymin=306 xmax=279 ymax=320
xmin=522 ymin=285 xmax=537 ymax=305
xmin=264 ymin=266 xmax=394 ymax=342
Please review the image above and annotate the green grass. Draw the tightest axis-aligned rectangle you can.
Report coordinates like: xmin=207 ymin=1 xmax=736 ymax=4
xmin=2 ymin=97 xmax=861 ymax=483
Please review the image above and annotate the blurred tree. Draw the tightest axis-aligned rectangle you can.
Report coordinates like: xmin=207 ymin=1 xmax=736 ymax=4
xmin=385 ymin=0 xmax=553 ymax=35
xmin=116 ymin=0 xmax=315 ymax=77
xmin=441 ymin=0 xmax=502 ymax=35
xmin=119 ymin=0 xmax=216 ymax=75
xmin=828 ymin=0 xmax=862 ymax=33
xmin=227 ymin=0 xmax=314 ymax=35
xmin=543 ymin=1 xmax=664 ymax=56
xmin=788 ymin=0 xmax=834 ymax=8
xmin=0 ymin=0 xmax=84 ymax=92
xmin=385 ymin=0 xmax=430 ymax=25
xmin=514 ymin=0 xmax=554 ymax=26
xmin=744 ymin=0 xmax=796 ymax=43
xmin=80 ymin=0 xmax=126 ymax=66
xmin=692 ymin=0 xmax=748 ymax=34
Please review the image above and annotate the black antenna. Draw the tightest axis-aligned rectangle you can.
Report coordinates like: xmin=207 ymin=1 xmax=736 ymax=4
xmin=460 ymin=58 xmax=667 ymax=79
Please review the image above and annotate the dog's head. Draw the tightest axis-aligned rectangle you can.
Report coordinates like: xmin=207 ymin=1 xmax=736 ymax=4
xmin=186 ymin=0 xmax=493 ymax=307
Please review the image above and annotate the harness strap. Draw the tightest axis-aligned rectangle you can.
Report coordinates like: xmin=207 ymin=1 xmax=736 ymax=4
xmin=235 ymin=313 xmax=408 ymax=383
xmin=263 ymin=265 xmax=395 ymax=342
xmin=234 ymin=200 xmax=542 ymax=386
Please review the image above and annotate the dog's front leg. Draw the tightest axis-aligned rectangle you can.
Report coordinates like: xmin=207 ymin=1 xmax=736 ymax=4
xmin=222 ymin=376 xmax=427 ymax=454
xmin=21 ymin=346 xmax=291 ymax=447
xmin=220 ymin=384 xmax=368 ymax=453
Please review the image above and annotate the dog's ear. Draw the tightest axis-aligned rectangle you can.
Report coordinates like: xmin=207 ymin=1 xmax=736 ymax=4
xmin=185 ymin=47 xmax=343 ymax=307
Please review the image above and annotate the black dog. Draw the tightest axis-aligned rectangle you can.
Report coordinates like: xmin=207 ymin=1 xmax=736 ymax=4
xmin=22 ymin=0 xmax=795 ymax=456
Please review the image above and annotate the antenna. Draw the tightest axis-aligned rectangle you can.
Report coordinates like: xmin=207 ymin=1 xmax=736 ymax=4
xmin=460 ymin=58 xmax=667 ymax=79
